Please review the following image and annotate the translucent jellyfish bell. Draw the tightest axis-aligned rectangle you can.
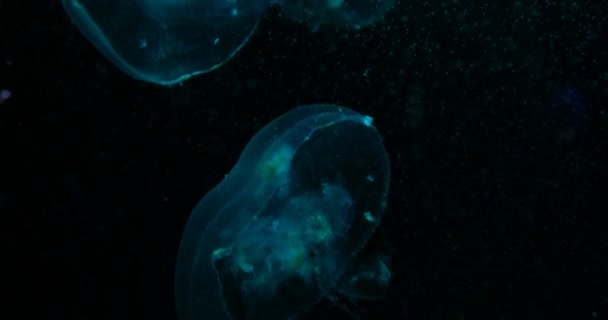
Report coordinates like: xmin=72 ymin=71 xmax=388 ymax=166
xmin=62 ymin=0 xmax=394 ymax=85
xmin=175 ymin=104 xmax=391 ymax=319
xmin=62 ymin=0 xmax=269 ymax=85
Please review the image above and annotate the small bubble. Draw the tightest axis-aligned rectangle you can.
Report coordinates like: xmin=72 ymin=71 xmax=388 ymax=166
xmin=0 ymin=89 xmax=11 ymax=104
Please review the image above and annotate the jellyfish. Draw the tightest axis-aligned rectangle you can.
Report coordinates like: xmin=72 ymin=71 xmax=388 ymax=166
xmin=61 ymin=0 xmax=395 ymax=85
xmin=62 ymin=0 xmax=269 ymax=85
xmin=175 ymin=104 xmax=391 ymax=319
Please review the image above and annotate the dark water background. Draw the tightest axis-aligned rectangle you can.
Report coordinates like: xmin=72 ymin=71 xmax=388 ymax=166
xmin=0 ymin=0 xmax=606 ymax=319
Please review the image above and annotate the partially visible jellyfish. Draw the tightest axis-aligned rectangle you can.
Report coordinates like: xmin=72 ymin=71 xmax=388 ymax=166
xmin=175 ymin=104 xmax=391 ymax=319
xmin=62 ymin=0 xmax=395 ymax=85
xmin=62 ymin=0 xmax=269 ymax=85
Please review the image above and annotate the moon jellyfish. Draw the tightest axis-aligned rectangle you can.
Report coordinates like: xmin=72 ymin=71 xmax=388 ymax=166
xmin=62 ymin=0 xmax=394 ymax=85
xmin=175 ymin=104 xmax=391 ymax=319
xmin=61 ymin=0 xmax=269 ymax=85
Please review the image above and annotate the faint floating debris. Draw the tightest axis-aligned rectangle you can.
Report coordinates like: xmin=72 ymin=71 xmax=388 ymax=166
xmin=0 ymin=89 xmax=11 ymax=104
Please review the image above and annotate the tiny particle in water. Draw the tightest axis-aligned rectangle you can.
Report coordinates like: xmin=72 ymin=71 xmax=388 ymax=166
xmin=0 ymin=89 xmax=11 ymax=104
